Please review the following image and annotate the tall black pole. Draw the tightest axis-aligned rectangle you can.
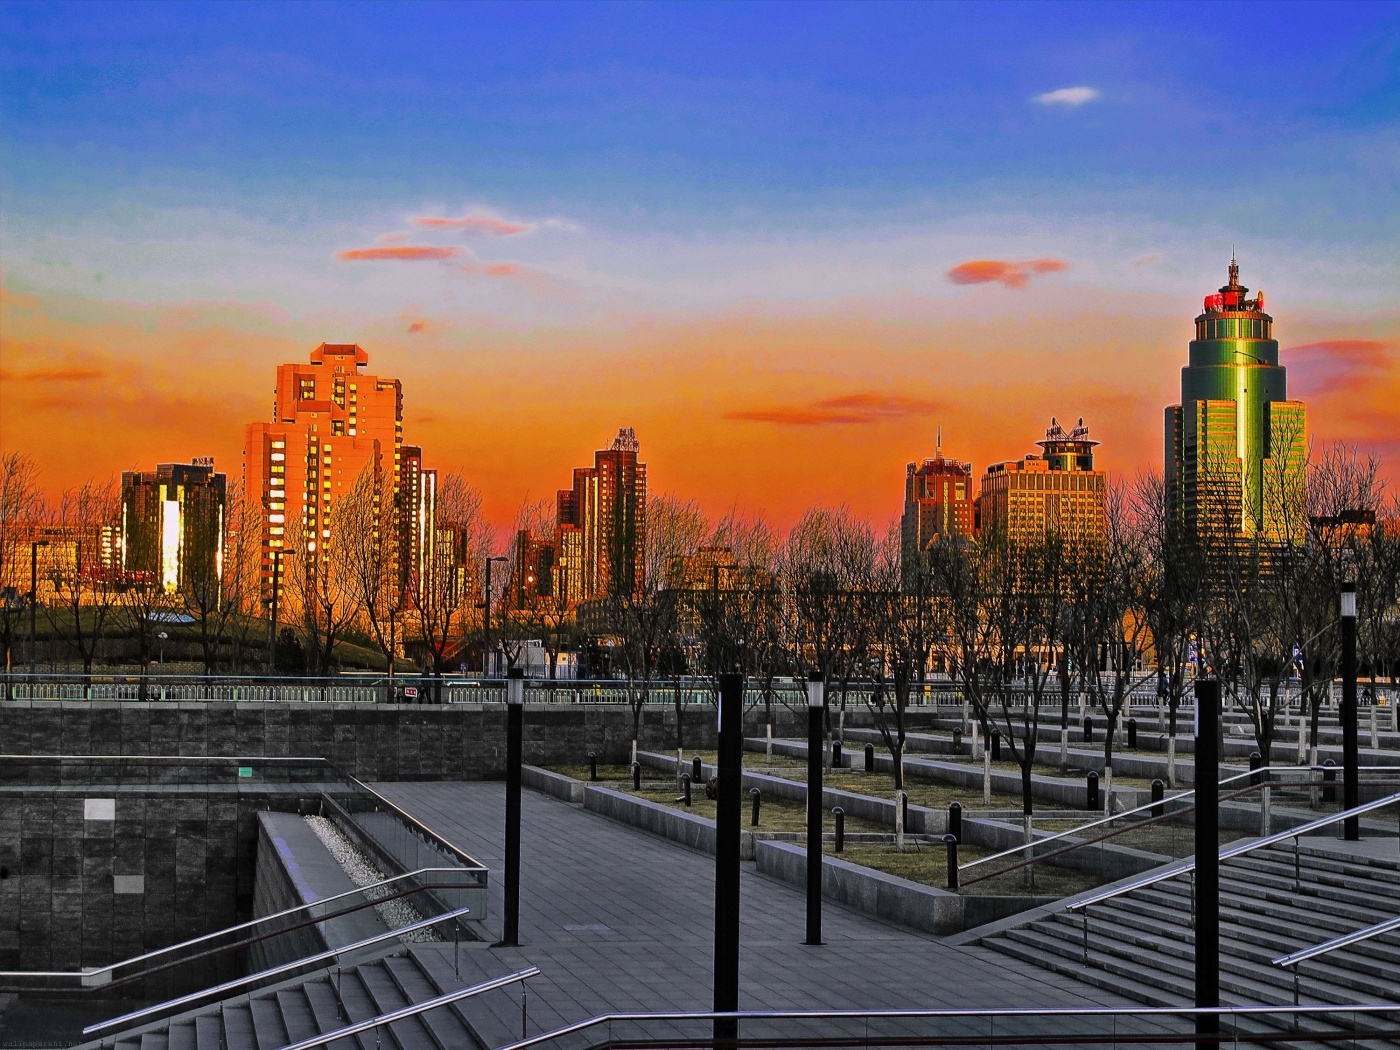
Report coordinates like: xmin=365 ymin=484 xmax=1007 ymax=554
xmin=1194 ymin=678 xmax=1219 ymax=1050
xmin=268 ymin=549 xmax=283 ymax=675
xmin=805 ymin=671 xmax=825 ymax=945
xmin=1341 ymin=583 xmax=1359 ymax=841
xmin=484 ymin=557 xmax=494 ymax=678
xmin=713 ymin=671 xmax=743 ymax=1045
xmin=500 ymin=666 xmax=524 ymax=946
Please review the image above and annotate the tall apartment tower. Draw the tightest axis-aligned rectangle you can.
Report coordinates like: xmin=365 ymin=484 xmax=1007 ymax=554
xmin=399 ymin=445 xmax=437 ymax=592
xmin=555 ymin=427 xmax=647 ymax=602
xmin=120 ymin=460 xmax=227 ymax=596
xmin=1165 ymin=258 xmax=1306 ymax=545
xmin=977 ymin=418 xmax=1106 ymax=546
xmin=243 ymin=343 xmax=403 ymax=601
xmin=900 ymin=428 xmax=974 ymax=586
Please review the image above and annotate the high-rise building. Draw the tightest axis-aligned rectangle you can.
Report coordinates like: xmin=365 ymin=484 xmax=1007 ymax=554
xmin=977 ymin=418 xmax=1106 ymax=546
xmin=901 ymin=428 xmax=974 ymax=585
xmin=120 ymin=460 xmax=227 ymax=596
xmin=555 ymin=427 xmax=647 ymax=602
xmin=243 ymin=343 xmax=403 ymax=602
xmin=1165 ymin=258 xmax=1306 ymax=546
xmin=399 ymin=445 xmax=437 ymax=592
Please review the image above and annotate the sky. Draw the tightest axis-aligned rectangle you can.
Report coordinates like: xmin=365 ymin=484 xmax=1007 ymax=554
xmin=2 ymin=1 xmax=1398 ymax=532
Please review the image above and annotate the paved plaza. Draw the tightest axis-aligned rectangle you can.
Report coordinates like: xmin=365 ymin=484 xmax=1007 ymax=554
xmin=376 ymin=782 xmax=1128 ymax=1042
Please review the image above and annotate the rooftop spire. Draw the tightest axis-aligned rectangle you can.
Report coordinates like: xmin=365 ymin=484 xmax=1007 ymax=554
xmin=936 ymin=424 xmax=942 ymax=459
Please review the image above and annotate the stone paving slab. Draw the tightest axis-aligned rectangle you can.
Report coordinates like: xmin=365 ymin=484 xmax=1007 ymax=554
xmin=375 ymin=781 xmax=1128 ymax=1041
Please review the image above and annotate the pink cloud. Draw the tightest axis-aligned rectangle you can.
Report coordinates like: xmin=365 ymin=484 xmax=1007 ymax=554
xmin=1289 ymin=339 xmax=1393 ymax=395
xmin=338 ymin=246 xmax=459 ymax=261
xmin=415 ymin=213 xmax=532 ymax=236
xmin=947 ymin=257 xmax=1069 ymax=289
xmin=726 ymin=392 xmax=945 ymax=427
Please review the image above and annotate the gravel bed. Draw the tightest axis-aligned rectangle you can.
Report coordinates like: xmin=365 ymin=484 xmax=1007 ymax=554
xmin=304 ymin=815 xmax=441 ymax=942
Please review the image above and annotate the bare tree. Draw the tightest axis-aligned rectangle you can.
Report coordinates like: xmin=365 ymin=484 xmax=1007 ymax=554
xmin=284 ymin=510 xmax=356 ymax=678
xmin=45 ymin=477 xmax=121 ymax=678
xmin=0 ymin=452 xmax=44 ymax=692
xmin=341 ymin=461 xmax=404 ymax=696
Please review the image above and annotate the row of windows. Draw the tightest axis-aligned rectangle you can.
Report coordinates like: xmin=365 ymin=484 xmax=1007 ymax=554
xmin=1197 ymin=317 xmax=1272 ymax=340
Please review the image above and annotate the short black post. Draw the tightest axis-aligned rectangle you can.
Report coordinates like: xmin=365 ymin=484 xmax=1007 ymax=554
xmin=750 ymin=788 xmax=761 ymax=827
xmin=632 ymin=762 xmax=641 ymax=791
xmin=902 ymin=791 xmax=910 ymax=832
xmin=1127 ymin=718 xmax=1138 ymax=749
xmin=588 ymin=751 xmax=598 ymax=782
xmin=832 ymin=807 xmax=845 ymax=852
xmin=943 ymin=834 xmax=959 ymax=889
xmin=1083 ymin=715 xmax=1093 ymax=743
xmin=832 ymin=740 xmax=843 ymax=768
xmin=1249 ymin=751 xmax=1262 ymax=786
xmin=948 ymin=800 xmax=962 ymax=842
xmin=990 ymin=729 xmax=1001 ymax=761
xmin=805 ymin=671 xmax=825 ymax=946
xmin=713 ymin=672 xmax=744 ymax=1046
xmin=1341 ymin=583 xmax=1359 ymax=840
xmin=864 ymin=743 xmax=874 ymax=772
xmin=1086 ymin=771 xmax=1100 ymax=811
xmin=951 ymin=728 xmax=962 ymax=754
xmin=1322 ymin=760 xmax=1337 ymax=805
xmin=693 ymin=755 xmax=704 ymax=784
xmin=682 ymin=773 xmax=692 ymax=806
xmin=500 ymin=667 xmax=524 ymax=947
xmin=1195 ymin=678 xmax=1220 ymax=1050
xmin=1151 ymin=778 xmax=1165 ymax=818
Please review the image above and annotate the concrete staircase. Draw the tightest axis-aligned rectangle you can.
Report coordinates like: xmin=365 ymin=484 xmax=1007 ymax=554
xmin=977 ymin=840 xmax=1400 ymax=1012
xmin=88 ymin=944 xmax=522 ymax=1050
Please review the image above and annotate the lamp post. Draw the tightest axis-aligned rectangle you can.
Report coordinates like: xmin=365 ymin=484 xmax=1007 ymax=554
xmin=267 ymin=548 xmax=292 ymax=675
xmin=713 ymin=671 xmax=744 ymax=1046
xmin=1194 ymin=677 xmax=1220 ymax=1050
xmin=29 ymin=539 xmax=49 ymax=686
xmin=158 ymin=631 xmax=168 ymax=668
xmin=499 ymin=666 xmax=525 ymax=946
xmin=483 ymin=556 xmax=508 ymax=678
xmin=805 ymin=671 xmax=825 ymax=945
xmin=1341 ymin=582 xmax=1359 ymax=841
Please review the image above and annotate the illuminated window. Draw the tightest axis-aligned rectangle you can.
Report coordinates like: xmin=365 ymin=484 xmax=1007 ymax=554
xmin=269 ymin=514 xmax=285 ymax=524
xmin=271 ymin=440 xmax=286 ymax=449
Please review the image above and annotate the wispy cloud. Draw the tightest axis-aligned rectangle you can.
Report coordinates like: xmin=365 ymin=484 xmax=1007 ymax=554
xmin=1289 ymin=339 xmax=1393 ymax=395
xmin=407 ymin=321 xmax=426 ymax=334
xmin=726 ymin=392 xmax=944 ymax=427
xmin=1033 ymin=86 xmax=1100 ymax=108
xmin=338 ymin=245 xmax=460 ymax=261
xmin=946 ymin=258 xmax=1069 ymax=289
xmin=416 ymin=213 xmax=533 ymax=236
xmin=1129 ymin=253 xmax=1163 ymax=268
xmin=0 ymin=367 xmax=107 ymax=382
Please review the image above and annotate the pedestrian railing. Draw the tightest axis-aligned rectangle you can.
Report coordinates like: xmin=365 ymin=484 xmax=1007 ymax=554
xmin=489 ymin=1004 xmax=1400 ymax=1050
xmin=1273 ymin=914 xmax=1400 ymax=1005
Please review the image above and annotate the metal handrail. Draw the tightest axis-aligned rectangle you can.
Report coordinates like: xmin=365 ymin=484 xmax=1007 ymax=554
xmin=1067 ymin=789 xmax=1400 ymax=912
xmin=957 ymin=765 xmax=1266 ymax=874
xmin=275 ymin=966 xmax=540 ymax=1050
xmin=1273 ymin=914 xmax=1400 ymax=969
xmin=492 ymin=1003 xmax=1400 ymax=1050
xmin=0 ymin=866 xmax=474 ymax=985
xmin=85 ymin=904 xmax=473 ymax=1034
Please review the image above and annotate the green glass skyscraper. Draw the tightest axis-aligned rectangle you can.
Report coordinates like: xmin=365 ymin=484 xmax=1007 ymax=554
xmin=1165 ymin=258 xmax=1306 ymax=545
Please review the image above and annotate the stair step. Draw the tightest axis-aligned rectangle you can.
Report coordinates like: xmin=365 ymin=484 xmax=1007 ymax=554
xmin=301 ymin=977 xmax=364 ymax=1050
xmin=248 ymin=995 xmax=291 ymax=1050
xmin=383 ymin=954 xmax=481 ymax=1050
xmin=138 ymin=1034 xmax=169 ymax=1050
xmin=412 ymin=946 xmax=525 ymax=1050
xmin=166 ymin=1024 xmax=197 ymax=1050
xmin=193 ymin=1015 xmax=224 ymax=1050
xmin=356 ymin=960 xmax=431 ymax=1050
xmin=276 ymin=989 xmax=322 ymax=1043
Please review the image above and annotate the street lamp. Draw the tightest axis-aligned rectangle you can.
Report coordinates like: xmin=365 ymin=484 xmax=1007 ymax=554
xmin=805 ymin=671 xmax=825 ymax=946
xmin=1341 ymin=581 xmax=1359 ymax=840
xmin=29 ymin=539 xmax=49 ymax=685
xmin=158 ymin=631 xmax=169 ymax=668
xmin=482 ymin=555 xmax=508 ymax=677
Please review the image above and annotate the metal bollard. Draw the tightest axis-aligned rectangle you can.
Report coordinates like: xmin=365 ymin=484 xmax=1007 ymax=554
xmin=693 ymin=756 xmax=703 ymax=783
xmin=952 ymin=728 xmax=962 ymax=754
xmin=1151 ymin=778 xmax=1165 ymax=818
xmin=1083 ymin=716 xmax=1093 ymax=743
xmin=864 ymin=743 xmax=875 ymax=772
xmin=833 ymin=806 xmax=845 ymax=852
xmin=943 ymin=834 xmax=959 ymax=889
xmin=632 ymin=762 xmax=641 ymax=791
xmin=588 ymin=751 xmax=598 ymax=781
xmin=948 ymin=800 xmax=962 ymax=842
xmin=750 ymin=788 xmax=762 ymax=827
xmin=1250 ymin=751 xmax=1263 ymax=786
xmin=682 ymin=773 xmax=692 ymax=806
xmin=1087 ymin=770 xmax=1100 ymax=811
xmin=991 ymin=729 xmax=1001 ymax=761
xmin=1322 ymin=760 xmax=1337 ymax=804
xmin=902 ymin=791 xmax=910 ymax=832
xmin=833 ymin=741 xmax=843 ymax=768
xmin=1127 ymin=718 xmax=1138 ymax=749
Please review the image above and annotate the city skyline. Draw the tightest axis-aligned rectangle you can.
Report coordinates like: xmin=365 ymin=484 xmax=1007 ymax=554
xmin=2 ymin=2 xmax=1397 ymax=532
